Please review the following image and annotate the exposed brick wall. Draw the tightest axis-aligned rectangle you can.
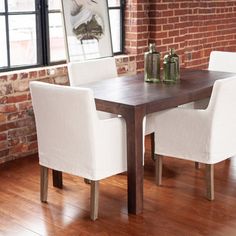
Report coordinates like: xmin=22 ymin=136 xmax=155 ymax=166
xmin=0 ymin=57 xmax=135 ymax=163
xmin=2 ymin=0 xmax=236 ymax=163
xmin=125 ymin=0 xmax=150 ymax=73
xmin=126 ymin=0 xmax=236 ymax=71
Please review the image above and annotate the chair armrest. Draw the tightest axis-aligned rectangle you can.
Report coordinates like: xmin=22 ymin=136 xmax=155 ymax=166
xmin=93 ymin=117 xmax=127 ymax=180
xmin=148 ymin=108 xmax=212 ymax=162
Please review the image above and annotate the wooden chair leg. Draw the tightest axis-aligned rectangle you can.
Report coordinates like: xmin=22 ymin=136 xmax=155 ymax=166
xmin=155 ymin=155 xmax=163 ymax=186
xmin=90 ymin=180 xmax=99 ymax=221
xmin=206 ymin=164 xmax=214 ymax=201
xmin=40 ymin=166 xmax=49 ymax=203
xmin=195 ymin=162 xmax=201 ymax=169
xmin=52 ymin=170 xmax=63 ymax=189
xmin=150 ymin=133 xmax=155 ymax=161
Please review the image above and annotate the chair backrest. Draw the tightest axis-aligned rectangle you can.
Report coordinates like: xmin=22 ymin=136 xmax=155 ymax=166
xmin=68 ymin=57 xmax=118 ymax=86
xmin=30 ymin=81 xmax=99 ymax=177
xmin=207 ymin=77 xmax=236 ymax=159
xmin=208 ymin=51 xmax=236 ymax=73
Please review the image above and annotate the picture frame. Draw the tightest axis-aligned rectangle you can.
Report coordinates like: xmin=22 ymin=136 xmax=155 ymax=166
xmin=61 ymin=0 xmax=113 ymax=62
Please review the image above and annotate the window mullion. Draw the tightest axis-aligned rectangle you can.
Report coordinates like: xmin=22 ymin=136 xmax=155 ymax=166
xmin=37 ymin=0 xmax=49 ymax=66
xmin=44 ymin=0 xmax=50 ymax=65
xmin=5 ymin=0 xmax=10 ymax=67
xmin=108 ymin=0 xmax=125 ymax=54
xmin=120 ymin=0 xmax=125 ymax=54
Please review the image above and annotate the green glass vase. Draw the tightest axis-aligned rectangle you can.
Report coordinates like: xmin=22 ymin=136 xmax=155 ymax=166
xmin=144 ymin=43 xmax=161 ymax=83
xmin=163 ymin=48 xmax=180 ymax=84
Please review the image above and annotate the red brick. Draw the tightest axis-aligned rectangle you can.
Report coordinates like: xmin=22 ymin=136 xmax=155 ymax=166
xmin=169 ymin=3 xmax=180 ymax=9
xmin=0 ymin=104 xmax=17 ymax=113
xmin=163 ymin=24 xmax=174 ymax=31
xmin=168 ymin=17 xmax=179 ymax=24
xmin=19 ymin=72 xmax=28 ymax=80
xmin=0 ymin=141 xmax=8 ymax=150
xmin=17 ymin=101 xmax=32 ymax=112
xmin=0 ymin=149 xmax=9 ymax=158
xmin=7 ymin=94 xmax=28 ymax=103
xmin=28 ymin=141 xmax=38 ymax=150
xmin=38 ymin=70 xmax=46 ymax=77
xmin=162 ymin=38 xmax=174 ymax=45
xmin=29 ymin=71 xmax=38 ymax=79
xmin=0 ymin=76 xmax=7 ymax=82
xmin=0 ymin=124 xmax=7 ymax=132
xmin=8 ymin=126 xmax=36 ymax=139
xmin=0 ymin=133 xmax=7 ymax=141
xmin=8 ymin=137 xmax=20 ymax=147
xmin=8 ymin=74 xmax=18 ymax=81
xmin=26 ymin=134 xmax=37 ymax=142
xmin=7 ymin=112 xmax=27 ymax=121
xmin=0 ymin=83 xmax=13 ymax=95
xmin=15 ymin=118 xmax=35 ymax=128
xmin=9 ymin=143 xmax=28 ymax=154
xmin=0 ymin=113 xmax=7 ymax=123
xmin=162 ymin=10 xmax=174 ymax=17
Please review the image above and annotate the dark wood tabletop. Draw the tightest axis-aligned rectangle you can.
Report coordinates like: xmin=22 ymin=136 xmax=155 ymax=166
xmin=81 ymin=69 xmax=236 ymax=215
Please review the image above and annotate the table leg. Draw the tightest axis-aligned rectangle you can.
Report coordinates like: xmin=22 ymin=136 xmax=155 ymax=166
xmin=52 ymin=170 xmax=63 ymax=189
xmin=125 ymin=108 xmax=144 ymax=214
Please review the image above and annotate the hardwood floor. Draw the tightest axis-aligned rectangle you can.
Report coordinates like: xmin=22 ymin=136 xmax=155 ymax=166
xmin=1 ymin=136 xmax=236 ymax=235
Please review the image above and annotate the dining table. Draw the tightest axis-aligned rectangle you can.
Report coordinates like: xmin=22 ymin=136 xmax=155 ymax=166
xmin=53 ymin=68 xmax=236 ymax=215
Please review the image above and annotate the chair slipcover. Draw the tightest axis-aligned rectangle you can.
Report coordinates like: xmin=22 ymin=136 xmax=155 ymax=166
xmin=68 ymin=57 xmax=118 ymax=86
xmin=178 ymin=51 xmax=236 ymax=111
xmin=30 ymin=81 xmax=127 ymax=180
xmin=149 ymin=76 xmax=236 ymax=164
xmin=68 ymin=57 xmax=118 ymax=120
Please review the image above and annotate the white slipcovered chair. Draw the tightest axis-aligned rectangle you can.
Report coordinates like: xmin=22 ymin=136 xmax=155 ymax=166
xmin=68 ymin=57 xmax=118 ymax=120
xmin=182 ymin=51 xmax=236 ymax=110
xmin=30 ymin=81 xmax=127 ymax=220
xmin=209 ymin=51 xmax=236 ymax=72
xmin=68 ymin=57 xmax=118 ymax=86
xmin=164 ymin=51 xmax=236 ymax=168
xmin=149 ymin=77 xmax=236 ymax=200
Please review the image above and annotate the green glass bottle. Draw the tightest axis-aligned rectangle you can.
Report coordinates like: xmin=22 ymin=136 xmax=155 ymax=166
xmin=144 ymin=43 xmax=161 ymax=83
xmin=163 ymin=48 xmax=180 ymax=84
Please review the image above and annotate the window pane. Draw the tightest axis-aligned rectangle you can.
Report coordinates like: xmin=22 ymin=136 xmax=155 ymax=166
xmin=0 ymin=16 xmax=7 ymax=68
xmin=108 ymin=0 xmax=121 ymax=7
xmin=9 ymin=15 xmax=37 ymax=66
xmin=109 ymin=9 xmax=121 ymax=53
xmin=8 ymin=0 xmax=35 ymax=12
xmin=49 ymin=0 xmax=61 ymax=10
xmin=49 ymin=13 xmax=66 ymax=62
xmin=0 ymin=1 xmax=5 ymax=12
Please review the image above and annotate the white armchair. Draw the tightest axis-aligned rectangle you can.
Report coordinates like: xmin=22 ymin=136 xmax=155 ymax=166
xmin=68 ymin=57 xmax=118 ymax=86
xmin=180 ymin=51 xmax=236 ymax=110
xmin=149 ymin=76 xmax=236 ymax=200
xmin=30 ymin=81 xmax=127 ymax=220
xmin=68 ymin=57 xmax=118 ymax=120
xmin=208 ymin=51 xmax=236 ymax=72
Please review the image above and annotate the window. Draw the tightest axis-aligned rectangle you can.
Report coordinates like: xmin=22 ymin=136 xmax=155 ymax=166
xmin=0 ymin=1 xmax=38 ymax=69
xmin=0 ymin=0 xmax=124 ymax=72
xmin=48 ymin=0 xmax=66 ymax=62
xmin=108 ymin=0 xmax=125 ymax=54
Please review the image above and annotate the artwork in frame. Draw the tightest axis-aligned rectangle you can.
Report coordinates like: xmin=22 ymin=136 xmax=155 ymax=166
xmin=61 ymin=0 xmax=113 ymax=62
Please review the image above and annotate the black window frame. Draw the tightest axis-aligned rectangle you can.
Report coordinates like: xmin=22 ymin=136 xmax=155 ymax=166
xmin=108 ymin=0 xmax=125 ymax=55
xmin=0 ymin=0 xmax=125 ymax=72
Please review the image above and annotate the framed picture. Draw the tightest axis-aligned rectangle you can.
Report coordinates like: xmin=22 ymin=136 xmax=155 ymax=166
xmin=61 ymin=0 xmax=113 ymax=62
